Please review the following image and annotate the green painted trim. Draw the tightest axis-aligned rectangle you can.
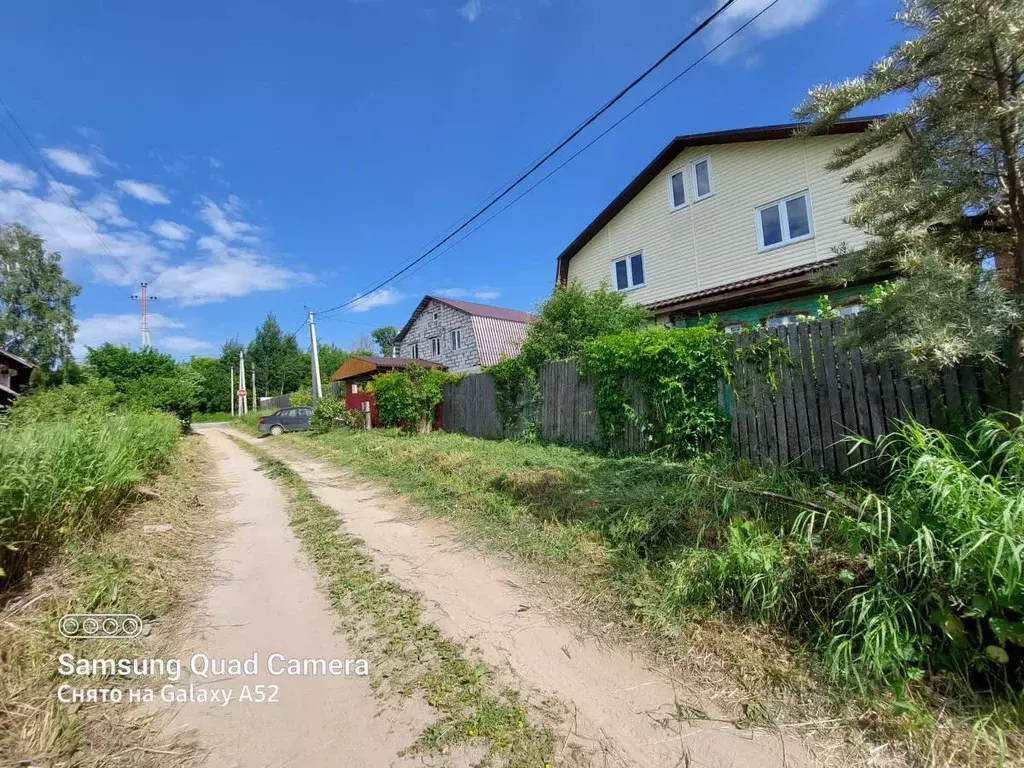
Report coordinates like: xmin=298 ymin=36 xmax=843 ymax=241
xmin=673 ymin=285 xmax=869 ymax=329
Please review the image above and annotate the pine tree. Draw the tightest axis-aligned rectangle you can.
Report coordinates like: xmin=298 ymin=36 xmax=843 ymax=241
xmin=795 ymin=0 xmax=1024 ymax=409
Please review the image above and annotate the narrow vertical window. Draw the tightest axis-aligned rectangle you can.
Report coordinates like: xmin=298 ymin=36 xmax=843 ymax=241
xmin=450 ymin=329 xmax=462 ymax=350
xmin=692 ymin=158 xmax=712 ymax=200
xmin=668 ymin=171 xmax=686 ymax=209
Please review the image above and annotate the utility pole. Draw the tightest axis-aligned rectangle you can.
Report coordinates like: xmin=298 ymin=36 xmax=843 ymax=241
xmin=238 ymin=352 xmax=248 ymax=415
xmin=129 ymin=282 xmax=158 ymax=349
xmin=230 ymin=366 xmax=235 ymax=417
xmin=252 ymin=366 xmax=256 ymax=413
xmin=308 ymin=310 xmax=323 ymax=406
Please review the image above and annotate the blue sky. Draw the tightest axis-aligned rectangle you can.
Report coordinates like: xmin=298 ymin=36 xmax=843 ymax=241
xmin=0 ymin=0 xmax=904 ymax=359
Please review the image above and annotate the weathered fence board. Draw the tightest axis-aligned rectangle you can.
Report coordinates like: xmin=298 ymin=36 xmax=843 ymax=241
xmin=441 ymin=320 xmax=1006 ymax=476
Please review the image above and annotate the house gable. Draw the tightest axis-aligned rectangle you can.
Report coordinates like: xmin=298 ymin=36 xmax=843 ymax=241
xmin=396 ymin=299 xmax=481 ymax=371
xmin=558 ymin=117 xmax=886 ymax=312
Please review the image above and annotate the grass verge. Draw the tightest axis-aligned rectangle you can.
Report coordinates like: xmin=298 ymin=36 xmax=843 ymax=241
xmin=0 ymin=435 xmax=218 ymax=767
xmin=259 ymin=426 xmax=1023 ymax=768
xmin=227 ymin=434 xmax=558 ymax=768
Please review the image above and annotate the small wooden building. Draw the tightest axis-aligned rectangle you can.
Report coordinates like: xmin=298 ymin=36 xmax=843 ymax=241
xmin=329 ymin=355 xmax=446 ymax=428
xmin=0 ymin=349 xmax=35 ymax=408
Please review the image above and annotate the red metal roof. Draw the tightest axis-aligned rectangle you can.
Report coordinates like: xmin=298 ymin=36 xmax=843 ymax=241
xmin=645 ymin=259 xmax=841 ymax=311
xmin=394 ymin=295 xmax=534 ymax=345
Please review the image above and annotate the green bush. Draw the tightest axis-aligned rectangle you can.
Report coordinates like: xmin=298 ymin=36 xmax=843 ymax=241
xmin=309 ymin=397 xmax=346 ymax=434
xmin=371 ymin=365 xmax=453 ymax=432
xmin=0 ymin=409 xmax=180 ymax=584
xmin=4 ymin=379 xmax=121 ymax=427
xmin=289 ymin=387 xmax=313 ymax=406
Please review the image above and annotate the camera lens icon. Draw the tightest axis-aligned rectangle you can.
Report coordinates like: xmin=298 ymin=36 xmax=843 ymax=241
xmin=59 ymin=613 xmax=144 ymax=639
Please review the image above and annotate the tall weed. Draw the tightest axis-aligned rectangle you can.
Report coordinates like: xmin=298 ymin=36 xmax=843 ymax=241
xmin=0 ymin=410 xmax=179 ymax=583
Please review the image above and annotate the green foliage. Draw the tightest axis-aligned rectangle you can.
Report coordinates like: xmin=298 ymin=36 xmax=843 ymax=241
xmin=85 ymin=344 xmax=176 ymax=387
xmin=0 ymin=407 xmax=179 ymax=582
xmin=0 ymin=223 xmax=81 ymax=370
xmin=120 ymin=368 xmax=200 ymax=431
xmin=4 ymin=379 xmax=121 ymax=427
xmin=795 ymin=0 xmax=1024 ymax=386
xmin=486 ymin=356 xmax=538 ymax=438
xmin=371 ymin=365 xmax=454 ymax=432
xmin=314 ymin=343 xmax=351 ymax=386
xmin=184 ymin=355 xmax=228 ymax=414
xmin=580 ymin=325 xmax=731 ymax=456
xmin=519 ymin=282 xmax=650 ymax=369
xmin=309 ymin=396 xmax=347 ymax=434
xmin=245 ymin=313 xmax=305 ymax=396
xmin=371 ymin=326 xmax=398 ymax=356
xmin=289 ymin=386 xmax=313 ymax=406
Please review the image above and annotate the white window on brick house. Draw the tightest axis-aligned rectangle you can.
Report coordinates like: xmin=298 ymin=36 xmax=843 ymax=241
xmin=612 ymin=252 xmax=645 ymax=291
xmin=451 ymin=328 xmax=462 ymax=350
xmin=411 ymin=342 xmax=420 ymax=359
xmin=430 ymin=337 xmax=441 ymax=356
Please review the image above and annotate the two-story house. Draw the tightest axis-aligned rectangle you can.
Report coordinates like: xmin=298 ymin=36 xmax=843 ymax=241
xmin=556 ymin=116 xmax=890 ymax=330
xmin=395 ymin=295 xmax=534 ymax=372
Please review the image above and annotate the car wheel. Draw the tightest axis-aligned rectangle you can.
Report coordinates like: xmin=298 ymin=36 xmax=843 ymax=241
xmin=270 ymin=425 xmax=284 ymax=436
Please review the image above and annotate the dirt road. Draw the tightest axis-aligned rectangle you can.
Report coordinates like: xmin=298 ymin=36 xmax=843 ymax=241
xmin=180 ymin=426 xmax=808 ymax=768
xmin=160 ymin=428 xmax=432 ymax=767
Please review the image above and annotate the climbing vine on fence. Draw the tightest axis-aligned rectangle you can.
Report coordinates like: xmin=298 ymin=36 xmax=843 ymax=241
xmin=487 ymin=356 xmax=539 ymax=438
xmin=580 ymin=325 xmax=733 ymax=456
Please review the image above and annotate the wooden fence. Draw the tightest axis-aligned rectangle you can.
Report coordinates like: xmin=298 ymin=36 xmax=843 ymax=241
xmin=731 ymin=319 xmax=1006 ymax=473
xmin=442 ymin=360 xmax=648 ymax=451
xmin=440 ymin=319 xmax=1008 ymax=474
xmin=259 ymin=394 xmax=291 ymax=411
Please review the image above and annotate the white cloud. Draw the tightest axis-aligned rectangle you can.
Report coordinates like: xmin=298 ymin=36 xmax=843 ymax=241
xmin=116 ymin=179 xmax=170 ymax=204
xmin=81 ymin=193 xmax=134 ymax=227
xmin=150 ymin=246 xmax=311 ymax=305
xmin=348 ymin=288 xmax=407 ymax=313
xmin=0 ymin=188 xmax=167 ymax=284
xmin=151 ymin=219 xmax=192 ymax=241
xmin=459 ymin=0 xmax=481 ymax=22
xmin=434 ymin=288 xmax=500 ymax=300
xmin=0 ymin=159 xmax=39 ymax=190
xmin=160 ymin=335 xmax=215 ymax=354
xmin=42 ymin=147 xmax=99 ymax=177
xmin=197 ymin=196 xmax=259 ymax=242
xmin=208 ymin=156 xmax=223 ymax=169
xmin=46 ymin=180 xmax=80 ymax=201
xmin=707 ymin=0 xmax=827 ymax=58
xmin=74 ymin=312 xmax=184 ymax=356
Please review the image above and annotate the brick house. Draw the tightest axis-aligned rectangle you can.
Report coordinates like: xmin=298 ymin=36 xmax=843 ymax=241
xmin=394 ymin=296 xmax=534 ymax=372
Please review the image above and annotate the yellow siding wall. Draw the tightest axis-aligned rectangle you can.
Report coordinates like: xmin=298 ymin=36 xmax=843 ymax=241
xmin=565 ymin=135 xmax=872 ymax=306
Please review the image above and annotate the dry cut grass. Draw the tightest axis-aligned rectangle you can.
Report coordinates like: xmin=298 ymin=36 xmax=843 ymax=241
xmin=0 ymin=435 xmax=220 ymax=768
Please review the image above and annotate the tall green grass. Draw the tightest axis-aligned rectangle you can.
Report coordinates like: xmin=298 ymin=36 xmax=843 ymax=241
xmin=0 ymin=410 xmax=180 ymax=583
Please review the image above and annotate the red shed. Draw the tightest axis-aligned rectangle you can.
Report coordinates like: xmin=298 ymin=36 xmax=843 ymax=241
xmin=329 ymin=355 xmax=446 ymax=428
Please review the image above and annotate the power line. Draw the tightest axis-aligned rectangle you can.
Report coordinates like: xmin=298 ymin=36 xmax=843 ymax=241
xmin=356 ymin=0 xmax=784 ymax=295
xmin=0 ymin=96 xmax=123 ymax=265
xmin=314 ymin=0 xmax=741 ymax=318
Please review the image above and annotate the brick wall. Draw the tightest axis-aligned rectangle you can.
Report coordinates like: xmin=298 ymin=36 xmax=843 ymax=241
xmin=397 ymin=300 xmax=480 ymax=371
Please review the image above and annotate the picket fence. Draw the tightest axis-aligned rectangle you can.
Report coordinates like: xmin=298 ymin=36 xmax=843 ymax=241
xmin=440 ymin=319 xmax=1008 ymax=474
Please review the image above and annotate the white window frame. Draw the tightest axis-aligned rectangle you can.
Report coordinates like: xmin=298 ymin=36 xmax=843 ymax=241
xmin=411 ymin=342 xmax=420 ymax=359
xmin=691 ymin=156 xmax=713 ymax=201
xmin=755 ymin=191 xmax=814 ymax=252
xmin=450 ymin=328 xmax=462 ymax=351
xmin=666 ymin=168 xmax=688 ymax=211
xmin=611 ymin=251 xmax=646 ymax=292
xmin=430 ymin=337 xmax=441 ymax=357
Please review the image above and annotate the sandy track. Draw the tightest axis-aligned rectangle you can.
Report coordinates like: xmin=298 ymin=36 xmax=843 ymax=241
xmin=160 ymin=428 xmax=432 ymax=767
xmin=226 ymin=428 xmax=810 ymax=768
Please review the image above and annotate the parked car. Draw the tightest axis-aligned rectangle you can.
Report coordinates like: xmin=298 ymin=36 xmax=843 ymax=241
xmin=258 ymin=406 xmax=312 ymax=435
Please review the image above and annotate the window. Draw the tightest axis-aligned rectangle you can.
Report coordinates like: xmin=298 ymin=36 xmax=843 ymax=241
xmin=756 ymin=192 xmax=814 ymax=251
xmin=766 ymin=314 xmax=799 ymax=328
xmin=668 ymin=170 xmax=687 ymax=209
xmin=692 ymin=158 xmax=712 ymax=200
xmin=612 ymin=252 xmax=645 ymax=291
xmin=350 ymin=383 xmax=358 ymax=394
xmin=451 ymin=328 xmax=462 ymax=350
xmin=430 ymin=337 xmax=441 ymax=356
xmin=411 ymin=342 xmax=420 ymax=359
